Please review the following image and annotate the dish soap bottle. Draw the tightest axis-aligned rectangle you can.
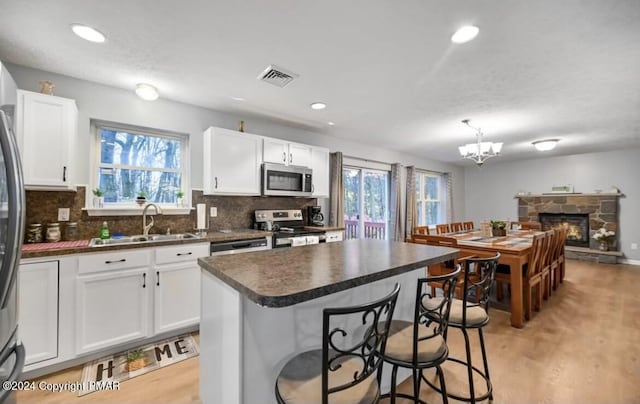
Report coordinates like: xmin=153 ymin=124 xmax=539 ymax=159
xmin=100 ymin=221 xmax=110 ymax=240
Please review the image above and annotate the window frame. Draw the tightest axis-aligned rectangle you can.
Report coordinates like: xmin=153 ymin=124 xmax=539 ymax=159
xmin=343 ymin=164 xmax=390 ymax=240
xmin=415 ymin=170 xmax=446 ymax=226
xmin=86 ymin=120 xmax=191 ymax=216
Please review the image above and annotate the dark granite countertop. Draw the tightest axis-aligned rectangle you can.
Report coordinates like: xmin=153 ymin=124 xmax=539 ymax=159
xmin=198 ymin=239 xmax=458 ymax=308
xmin=21 ymin=229 xmax=272 ymax=259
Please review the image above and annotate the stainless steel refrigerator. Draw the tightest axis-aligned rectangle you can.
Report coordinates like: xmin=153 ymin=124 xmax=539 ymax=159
xmin=0 ymin=65 xmax=26 ymax=403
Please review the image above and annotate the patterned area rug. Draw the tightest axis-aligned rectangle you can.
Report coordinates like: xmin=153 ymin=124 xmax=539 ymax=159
xmin=79 ymin=334 xmax=199 ymax=396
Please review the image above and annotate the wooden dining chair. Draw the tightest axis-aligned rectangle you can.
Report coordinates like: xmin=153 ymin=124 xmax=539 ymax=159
xmin=412 ymin=234 xmax=475 ymax=298
xmin=551 ymin=226 xmax=567 ymax=290
xmin=435 ymin=224 xmax=451 ymax=235
xmin=463 ymin=221 xmax=474 ymax=230
xmin=540 ymin=230 xmax=554 ymax=299
xmin=450 ymin=222 xmax=464 ymax=232
xmin=413 ymin=225 xmax=430 ymax=235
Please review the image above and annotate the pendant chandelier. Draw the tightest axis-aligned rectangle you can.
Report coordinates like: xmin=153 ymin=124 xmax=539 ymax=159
xmin=458 ymin=119 xmax=503 ymax=166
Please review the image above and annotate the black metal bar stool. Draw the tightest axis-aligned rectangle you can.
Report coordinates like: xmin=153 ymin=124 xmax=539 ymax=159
xmin=424 ymin=254 xmax=500 ymax=404
xmin=378 ymin=265 xmax=462 ymax=404
xmin=275 ymin=284 xmax=401 ymax=404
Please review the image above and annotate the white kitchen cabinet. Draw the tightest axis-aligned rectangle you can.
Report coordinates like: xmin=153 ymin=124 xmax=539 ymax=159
xmin=153 ymin=243 xmax=208 ymax=334
xmin=203 ymin=127 xmax=262 ymax=195
xmin=18 ymin=261 xmax=59 ymax=365
xmin=324 ymin=230 xmax=344 ymax=243
xmin=263 ymin=138 xmax=312 ymax=168
xmin=16 ymin=90 xmax=77 ymax=190
xmin=311 ymin=146 xmax=330 ymax=197
xmin=75 ymin=250 xmax=151 ymax=354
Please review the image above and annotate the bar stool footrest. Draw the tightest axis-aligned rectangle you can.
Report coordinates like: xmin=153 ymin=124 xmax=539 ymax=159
xmin=422 ymin=357 xmax=493 ymax=403
xmin=380 ymin=392 xmax=429 ymax=404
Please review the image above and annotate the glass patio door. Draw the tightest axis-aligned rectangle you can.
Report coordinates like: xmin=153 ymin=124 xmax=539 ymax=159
xmin=343 ymin=167 xmax=389 ymax=240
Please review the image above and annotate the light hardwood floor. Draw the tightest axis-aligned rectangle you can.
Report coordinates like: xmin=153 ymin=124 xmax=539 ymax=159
xmin=17 ymin=260 xmax=640 ymax=403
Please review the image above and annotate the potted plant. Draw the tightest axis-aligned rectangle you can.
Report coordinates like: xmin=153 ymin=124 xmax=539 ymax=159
xmin=92 ymin=188 xmax=105 ymax=208
xmin=592 ymin=227 xmax=615 ymax=251
xmin=124 ymin=349 xmax=148 ymax=372
xmin=176 ymin=190 xmax=185 ymax=208
xmin=491 ymin=220 xmax=507 ymax=237
xmin=136 ymin=190 xmax=148 ymax=206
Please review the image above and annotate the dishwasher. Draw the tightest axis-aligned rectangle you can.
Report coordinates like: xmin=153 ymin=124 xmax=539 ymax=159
xmin=209 ymin=237 xmax=271 ymax=255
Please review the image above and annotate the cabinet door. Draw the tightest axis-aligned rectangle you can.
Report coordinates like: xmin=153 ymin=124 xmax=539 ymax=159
xmin=263 ymin=138 xmax=288 ymax=164
xmin=17 ymin=90 xmax=76 ymax=190
xmin=288 ymin=143 xmax=312 ymax=167
xmin=18 ymin=261 xmax=59 ymax=365
xmin=203 ymin=128 xmax=262 ymax=195
xmin=311 ymin=147 xmax=330 ymax=197
xmin=76 ymin=268 xmax=149 ymax=354
xmin=154 ymin=264 xmax=200 ymax=334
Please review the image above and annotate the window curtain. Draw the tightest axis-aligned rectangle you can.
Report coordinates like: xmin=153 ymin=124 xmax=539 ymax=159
xmin=405 ymin=166 xmax=417 ymax=240
xmin=329 ymin=152 xmax=344 ymax=227
xmin=389 ymin=163 xmax=403 ymax=241
xmin=444 ymin=172 xmax=453 ymax=222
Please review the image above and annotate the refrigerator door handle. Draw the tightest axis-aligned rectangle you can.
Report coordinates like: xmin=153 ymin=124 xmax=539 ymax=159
xmin=0 ymin=342 xmax=26 ymax=403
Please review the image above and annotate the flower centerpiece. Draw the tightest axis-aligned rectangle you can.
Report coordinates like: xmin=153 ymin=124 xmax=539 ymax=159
xmin=491 ymin=220 xmax=507 ymax=237
xmin=592 ymin=227 xmax=615 ymax=251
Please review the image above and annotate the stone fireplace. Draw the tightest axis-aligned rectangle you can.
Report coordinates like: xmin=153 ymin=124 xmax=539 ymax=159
xmin=539 ymin=213 xmax=589 ymax=247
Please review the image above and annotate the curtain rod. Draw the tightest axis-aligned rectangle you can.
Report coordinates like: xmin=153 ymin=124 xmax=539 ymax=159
xmin=343 ymin=154 xmax=394 ymax=166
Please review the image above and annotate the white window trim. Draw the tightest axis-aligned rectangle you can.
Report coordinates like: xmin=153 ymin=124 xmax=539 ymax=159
xmin=343 ymin=164 xmax=390 ymax=240
xmin=416 ymin=170 xmax=446 ymax=226
xmin=86 ymin=120 xmax=191 ymax=216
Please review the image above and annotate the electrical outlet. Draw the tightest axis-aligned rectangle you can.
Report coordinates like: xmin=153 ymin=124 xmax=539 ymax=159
xmin=210 ymin=207 xmax=217 ymax=217
xmin=58 ymin=208 xmax=70 ymax=221
xmin=632 ymin=243 xmax=638 ymax=250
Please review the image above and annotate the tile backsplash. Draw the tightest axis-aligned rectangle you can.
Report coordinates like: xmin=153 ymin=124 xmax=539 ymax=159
xmin=25 ymin=186 xmax=317 ymax=241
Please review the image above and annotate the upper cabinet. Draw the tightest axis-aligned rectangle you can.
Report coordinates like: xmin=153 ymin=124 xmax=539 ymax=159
xmin=263 ymin=138 xmax=312 ymax=168
xmin=203 ymin=127 xmax=262 ymax=195
xmin=311 ymin=147 xmax=330 ymax=198
xmin=16 ymin=90 xmax=77 ymax=191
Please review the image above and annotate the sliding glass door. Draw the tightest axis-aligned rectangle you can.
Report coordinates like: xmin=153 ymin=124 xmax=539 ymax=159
xmin=343 ymin=167 xmax=389 ymax=240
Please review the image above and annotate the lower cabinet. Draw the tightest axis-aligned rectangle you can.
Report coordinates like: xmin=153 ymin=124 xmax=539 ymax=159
xmin=18 ymin=261 xmax=59 ymax=365
xmin=75 ymin=267 xmax=150 ymax=354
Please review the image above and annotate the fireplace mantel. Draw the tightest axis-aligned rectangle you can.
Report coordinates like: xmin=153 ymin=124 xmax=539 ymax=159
xmin=514 ymin=192 xmax=624 ymax=198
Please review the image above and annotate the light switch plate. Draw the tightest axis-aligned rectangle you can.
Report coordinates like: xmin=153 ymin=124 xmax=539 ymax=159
xmin=210 ymin=207 xmax=217 ymax=217
xmin=58 ymin=208 xmax=70 ymax=221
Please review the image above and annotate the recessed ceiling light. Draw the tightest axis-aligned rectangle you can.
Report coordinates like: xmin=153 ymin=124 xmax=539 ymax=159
xmin=327 ymin=121 xmax=335 ymax=126
xmin=231 ymin=97 xmax=245 ymax=101
xmin=532 ymin=139 xmax=559 ymax=151
xmin=451 ymin=25 xmax=479 ymax=44
xmin=135 ymin=83 xmax=159 ymax=101
xmin=70 ymin=24 xmax=106 ymax=43
xmin=310 ymin=102 xmax=327 ymax=110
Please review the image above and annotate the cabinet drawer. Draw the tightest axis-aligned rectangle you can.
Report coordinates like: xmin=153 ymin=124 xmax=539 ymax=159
xmin=155 ymin=243 xmax=210 ymax=265
xmin=78 ymin=249 xmax=151 ymax=275
xmin=325 ymin=231 xmax=344 ymax=243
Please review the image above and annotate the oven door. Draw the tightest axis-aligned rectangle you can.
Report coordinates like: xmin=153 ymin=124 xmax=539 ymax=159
xmin=262 ymin=163 xmax=312 ymax=197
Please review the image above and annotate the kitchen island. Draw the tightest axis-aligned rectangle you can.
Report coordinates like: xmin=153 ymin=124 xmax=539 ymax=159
xmin=198 ymin=239 xmax=458 ymax=404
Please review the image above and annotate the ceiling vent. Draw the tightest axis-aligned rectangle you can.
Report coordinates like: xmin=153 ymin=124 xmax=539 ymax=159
xmin=257 ymin=65 xmax=299 ymax=88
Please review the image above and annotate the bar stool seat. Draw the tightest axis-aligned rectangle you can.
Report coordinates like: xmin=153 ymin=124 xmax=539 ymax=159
xmin=383 ymin=320 xmax=447 ymax=364
xmin=276 ymin=349 xmax=379 ymax=404
xmin=424 ymin=298 xmax=489 ymax=327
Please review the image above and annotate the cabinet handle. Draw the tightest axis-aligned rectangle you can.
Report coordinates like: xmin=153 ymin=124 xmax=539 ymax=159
xmin=156 ymin=271 xmax=160 ymax=286
xmin=176 ymin=252 xmax=193 ymax=256
xmin=214 ymin=176 xmax=218 ymax=189
xmin=105 ymin=258 xmax=126 ymax=264
xmin=312 ymin=184 xmax=315 ymax=193
xmin=289 ymin=153 xmax=292 ymax=164
xmin=142 ymin=273 xmax=146 ymax=288
xmin=62 ymin=166 xmax=67 ymax=182
xmin=282 ymin=152 xmax=286 ymax=163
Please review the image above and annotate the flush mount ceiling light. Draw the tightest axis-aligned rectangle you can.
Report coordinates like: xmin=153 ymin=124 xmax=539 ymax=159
xmin=327 ymin=121 xmax=335 ymax=126
xmin=70 ymin=24 xmax=106 ymax=43
xmin=458 ymin=119 xmax=503 ymax=166
xmin=310 ymin=102 xmax=327 ymax=110
xmin=135 ymin=83 xmax=159 ymax=101
xmin=231 ymin=97 xmax=245 ymax=101
xmin=532 ymin=139 xmax=559 ymax=151
xmin=451 ymin=25 xmax=479 ymax=44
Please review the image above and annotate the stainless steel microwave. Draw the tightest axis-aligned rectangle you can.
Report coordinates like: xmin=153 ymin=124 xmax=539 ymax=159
xmin=262 ymin=163 xmax=313 ymax=197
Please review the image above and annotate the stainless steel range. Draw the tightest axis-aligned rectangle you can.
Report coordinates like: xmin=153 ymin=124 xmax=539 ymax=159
xmin=255 ymin=209 xmax=326 ymax=248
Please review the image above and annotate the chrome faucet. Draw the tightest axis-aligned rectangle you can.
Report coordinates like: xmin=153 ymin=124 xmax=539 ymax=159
xmin=142 ymin=203 xmax=162 ymax=236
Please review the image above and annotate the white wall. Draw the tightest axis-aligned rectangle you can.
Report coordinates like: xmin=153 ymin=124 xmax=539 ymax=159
xmin=464 ymin=149 xmax=640 ymax=261
xmin=6 ymin=63 xmax=465 ymax=220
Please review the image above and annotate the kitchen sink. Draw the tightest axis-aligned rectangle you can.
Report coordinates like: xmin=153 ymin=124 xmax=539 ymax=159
xmin=89 ymin=233 xmax=199 ymax=247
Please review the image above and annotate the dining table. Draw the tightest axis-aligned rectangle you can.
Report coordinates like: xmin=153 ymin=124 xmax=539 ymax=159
xmin=443 ymin=229 xmax=542 ymax=328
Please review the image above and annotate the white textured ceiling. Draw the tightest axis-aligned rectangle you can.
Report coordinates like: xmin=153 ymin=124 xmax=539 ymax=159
xmin=1 ymin=0 xmax=639 ymax=165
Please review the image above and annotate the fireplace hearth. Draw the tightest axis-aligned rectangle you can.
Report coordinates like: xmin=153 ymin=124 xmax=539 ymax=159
xmin=539 ymin=213 xmax=589 ymax=248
